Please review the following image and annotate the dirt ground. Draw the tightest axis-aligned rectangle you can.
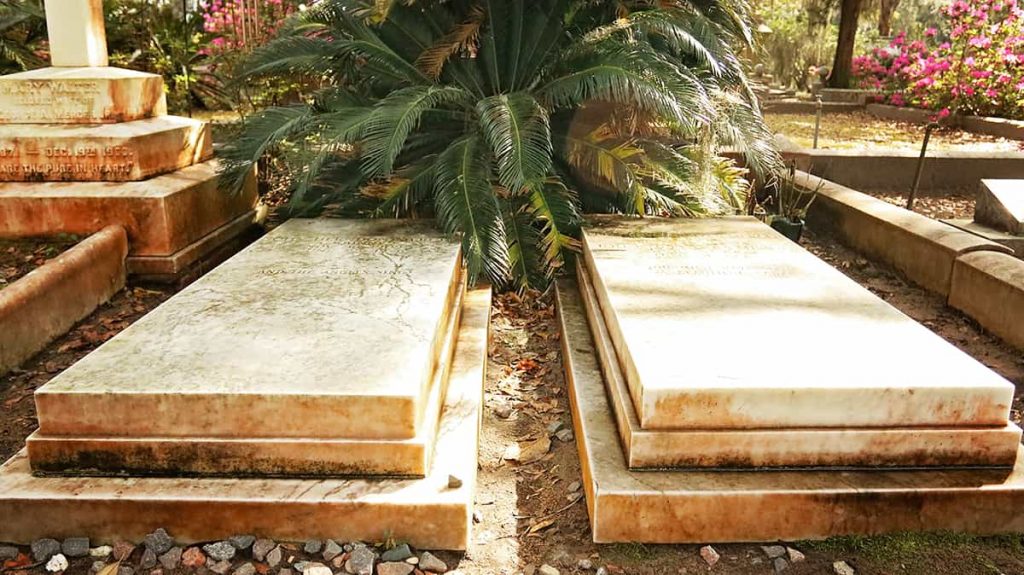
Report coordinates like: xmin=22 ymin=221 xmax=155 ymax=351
xmin=865 ymin=191 xmax=976 ymax=220
xmin=1 ymin=227 xmax=1023 ymax=575
xmin=0 ymin=236 xmax=81 ymax=289
xmin=766 ymin=111 xmax=1024 ymax=153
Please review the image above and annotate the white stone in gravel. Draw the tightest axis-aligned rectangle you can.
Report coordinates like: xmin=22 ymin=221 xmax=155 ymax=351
xmin=787 ymin=548 xmax=805 ymax=563
xmin=233 ymin=562 xmax=256 ymax=575
xmin=322 ymin=540 xmax=343 ymax=561
xmin=345 ymin=547 xmax=376 ymax=575
xmin=266 ymin=547 xmax=283 ymax=568
xmin=377 ymin=563 xmax=414 ymax=575
xmin=252 ymin=540 xmax=275 ymax=562
xmin=404 ymin=557 xmax=418 ymax=565
xmin=418 ymin=552 xmax=447 ymax=573
xmin=62 ymin=538 xmax=90 ymax=558
xmin=834 ymin=561 xmax=856 ymax=575
xmin=538 ymin=565 xmax=559 ymax=575
xmin=762 ymin=545 xmax=787 ymax=559
xmin=568 ymin=481 xmax=581 ymax=492
xmin=46 ymin=554 xmax=69 ymax=573
xmin=203 ymin=542 xmax=236 ymax=562
xmin=700 ymin=546 xmax=720 ymax=568
xmin=302 ymin=562 xmax=332 ymax=575
xmin=555 ymin=429 xmax=573 ymax=442
xmin=576 ymin=559 xmax=593 ymax=570
xmin=90 ymin=546 xmax=113 ymax=558
xmin=547 ymin=421 xmax=564 ymax=434
xmin=773 ymin=557 xmax=788 ymax=573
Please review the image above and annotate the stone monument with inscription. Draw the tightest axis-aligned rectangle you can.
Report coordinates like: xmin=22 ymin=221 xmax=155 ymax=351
xmin=0 ymin=0 xmax=258 ymax=281
xmin=947 ymin=179 xmax=1024 ymax=256
xmin=557 ymin=216 xmax=1024 ymax=543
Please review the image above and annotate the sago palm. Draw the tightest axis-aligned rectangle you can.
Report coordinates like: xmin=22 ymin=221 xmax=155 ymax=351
xmin=0 ymin=0 xmax=45 ymax=73
xmin=220 ymin=0 xmax=782 ymax=289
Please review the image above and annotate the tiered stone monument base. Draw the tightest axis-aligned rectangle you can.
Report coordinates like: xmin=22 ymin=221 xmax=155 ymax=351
xmin=0 ymin=161 xmax=259 ymax=281
xmin=947 ymin=180 xmax=1024 ymax=257
xmin=557 ymin=280 xmax=1024 ymax=543
xmin=0 ymin=67 xmax=166 ymax=124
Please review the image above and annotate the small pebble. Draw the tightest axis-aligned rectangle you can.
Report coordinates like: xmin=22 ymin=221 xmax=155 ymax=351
xmin=140 ymin=548 xmax=158 ymax=570
xmin=418 ymin=551 xmax=447 ymax=573
xmin=32 ymin=539 xmax=61 ymax=562
xmin=229 ymin=536 xmax=256 ymax=551
xmin=159 ymin=548 xmax=183 ymax=571
xmin=45 ymin=554 xmax=69 ymax=573
xmin=345 ymin=547 xmax=376 ymax=575
xmin=181 ymin=547 xmax=206 ymax=568
xmin=538 ymin=565 xmax=559 ymax=575
xmin=233 ymin=562 xmax=257 ymax=575
xmin=834 ymin=561 xmax=856 ymax=575
xmin=113 ymin=542 xmax=136 ymax=562
xmin=321 ymin=540 xmax=342 ymax=562
xmin=773 ymin=557 xmax=789 ymax=573
xmin=699 ymin=545 xmax=720 ymax=568
xmin=302 ymin=540 xmax=322 ymax=555
xmin=577 ymin=559 xmax=593 ymax=570
xmin=252 ymin=540 xmax=275 ymax=562
xmin=203 ymin=542 xmax=236 ymax=562
xmin=448 ymin=475 xmax=463 ymax=489
xmin=143 ymin=530 xmax=174 ymax=556
xmin=555 ymin=429 xmax=574 ymax=442
xmin=62 ymin=538 xmax=90 ymax=558
xmin=786 ymin=547 xmax=805 ymax=563
xmin=377 ymin=563 xmax=414 ymax=575
xmin=547 ymin=421 xmax=563 ymax=434
xmin=404 ymin=557 xmax=419 ymax=565
xmin=265 ymin=547 xmax=283 ymax=568
xmin=301 ymin=563 xmax=331 ymax=575
xmin=595 ymin=568 xmax=608 ymax=575
xmin=91 ymin=561 xmax=107 ymax=573
xmin=494 ymin=405 xmax=513 ymax=419
xmin=567 ymin=481 xmax=581 ymax=492
xmin=208 ymin=560 xmax=232 ymax=575
xmin=380 ymin=545 xmax=412 ymax=563
xmin=90 ymin=546 xmax=113 ymax=559
xmin=762 ymin=545 xmax=787 ymax=559
xmin=0 ymin=546 xmax=20 ymax=560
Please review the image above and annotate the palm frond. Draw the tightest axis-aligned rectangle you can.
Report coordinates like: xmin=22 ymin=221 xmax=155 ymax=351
xmin=477 ymin=92 xmax=552 ymax=194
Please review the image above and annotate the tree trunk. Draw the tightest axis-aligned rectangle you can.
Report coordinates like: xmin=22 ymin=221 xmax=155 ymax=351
xmin=829 ymin=0 xmax=862 ymax=88
xmin=879 ymin=0 xmax=900 ymax=37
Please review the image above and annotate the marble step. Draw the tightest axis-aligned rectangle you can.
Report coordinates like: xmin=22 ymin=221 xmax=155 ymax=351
xmin=975 ymin=179 xmax=1024 ymax=235
xmin=576 ymin=263 xmax=1022 ymax=469
xmin=556 ymin=280 xmax=1024 ymax=543
xmin=0 ymin=67 xmax=166 ymax=124
xmin=581 ymin=216 xmax=1015 ymax=430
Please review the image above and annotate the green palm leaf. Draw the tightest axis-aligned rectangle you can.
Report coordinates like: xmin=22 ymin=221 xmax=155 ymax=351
xmin=477 ymin=92 xmax=553 ymax=194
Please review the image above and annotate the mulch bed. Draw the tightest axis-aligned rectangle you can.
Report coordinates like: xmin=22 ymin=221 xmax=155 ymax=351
xmin=0 ymin=237 xmax=81 ymax=290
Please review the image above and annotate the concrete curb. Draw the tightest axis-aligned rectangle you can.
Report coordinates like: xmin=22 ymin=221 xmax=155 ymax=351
xmin=0 ymin=225 xmax=127 ymax=376
xmin=867 ymin=103 xmax=1024 ymax=140
xmin=797 ymin=172 xmax=1011 ymax=295
xmin=949 ymin=251 xmax=1024 ymax=351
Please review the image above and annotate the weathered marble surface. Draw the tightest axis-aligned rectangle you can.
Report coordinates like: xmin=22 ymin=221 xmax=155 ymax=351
xmin=576 ymin=263 xmax=1022 ymax=468
xmin=0 ymin=67 xmax=166 ymax=124
xmin=35 ymin=219 xmax=463 ymax=440
xmin=582 ymin=217 xmax=1015 ymax=430
xmin=44 ymin=0 xmax=108 ymax=67
xmin=557 ymin=281 xmax=1024 ymax=543
xmin=976 ymin=179 xmax=1024 ymax=235
xmin=0 ymin=117 xmax=211 ymax=181
xmin=28 ymin=279 xmax=465 ymax=476
xmin=0 ymin=288 xmax=490 ymax=550
xmin=0 ymin=160 xmax=256 ymax=258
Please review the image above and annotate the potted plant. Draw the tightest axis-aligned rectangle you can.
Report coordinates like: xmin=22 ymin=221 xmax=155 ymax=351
xmin=767 ymin=165 xmax=819 ymax=242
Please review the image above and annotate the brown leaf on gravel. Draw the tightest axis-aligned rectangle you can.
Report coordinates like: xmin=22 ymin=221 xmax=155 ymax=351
xmin=504 ymin=436 xmax=551 ymax=464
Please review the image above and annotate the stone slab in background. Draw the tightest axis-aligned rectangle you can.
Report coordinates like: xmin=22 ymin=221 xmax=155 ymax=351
xmin=943 ymin=219 xmax=1024 ymax=258
xmin=0 ymin=160 xmax=256 ymax=258
xmin=0 ymin=117 xmax=212 ymax=182
xmin=582 ymin=216 xmax=1014 ymax=430
xmin=975 ymin=179 xmax=1024 ymax=236
xmin=44 ymin=0 xmax=108 ymax=68
xmin=0 ymin=226 xmax=126 ymax=376
xmin=575 ymin=260 xmax=1022 ymax=469
xmin=34 ymin=219 xmax=463 ymax=442
xmin=0 ymin=287 xmax=490 ymax=550
xmin=0 ymin=67 xmax=166 ymax=124
xmin=949 ymin=251 xmax=1024 ymax=352
xmin=556 ymin=280 xmax=1024 ymax=544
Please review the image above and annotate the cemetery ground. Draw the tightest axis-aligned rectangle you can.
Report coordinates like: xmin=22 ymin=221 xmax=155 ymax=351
xmin=764 ymin=112 xmax=1024 ymax=153
xmin=1 ymin=222 xmax=1023 ymax=575
xmin=0 ymin=237 xmax=80 ymax=289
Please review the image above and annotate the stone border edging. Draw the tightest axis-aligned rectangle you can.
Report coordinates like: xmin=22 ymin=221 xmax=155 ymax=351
xmin=949 ymin=251 xmax=1024 ymax=351
xmin=867 ymin=103 xmax=1024 ymax=140
xmin=0 ymin=225 xmax=127 ymax=376
xmin=796 ymin=172 xmax=1011 ymax=295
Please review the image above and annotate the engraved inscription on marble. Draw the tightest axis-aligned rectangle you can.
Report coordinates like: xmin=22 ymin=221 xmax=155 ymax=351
xmin=0 ymin=81 xmax=104 ymax=121
xmin=0 ymin=143 xmax=136 ymax=179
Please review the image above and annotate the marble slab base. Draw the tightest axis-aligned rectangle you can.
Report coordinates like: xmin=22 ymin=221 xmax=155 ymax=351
xmin=556 ymin=280 xmax=1024 ymax=543
xmin=944 ymin=219 xmax=1024 ymax=258
xmin=583 ymin=217 xmax=1015 ymax=430
xmin=0 ymin=288 xmax=490 ymax=549
xmin=26 ymin=280 xmax=465 ymax=477
xmin=576 ymin=264 xmax=1023 ymax=469
xmin=0 ymin=161 xmax=257 ymax=258
xmin=976 ymin=179 xmax=1024 ymax=235
xmin=0 ymin=67 xmax=166 ymax=124
xmin=0 ymin=116 xmax=212 ymax=181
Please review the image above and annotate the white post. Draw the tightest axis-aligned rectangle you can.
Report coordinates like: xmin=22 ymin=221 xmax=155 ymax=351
xmin=45 ymin=0 xmax=109 ymax=67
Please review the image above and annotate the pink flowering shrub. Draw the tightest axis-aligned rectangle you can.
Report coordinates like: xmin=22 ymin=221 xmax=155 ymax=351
xmin=200 ymin=0 xmax=299 ymax=56
xmin=853 ymin=0 xmax=1024 ymax=120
